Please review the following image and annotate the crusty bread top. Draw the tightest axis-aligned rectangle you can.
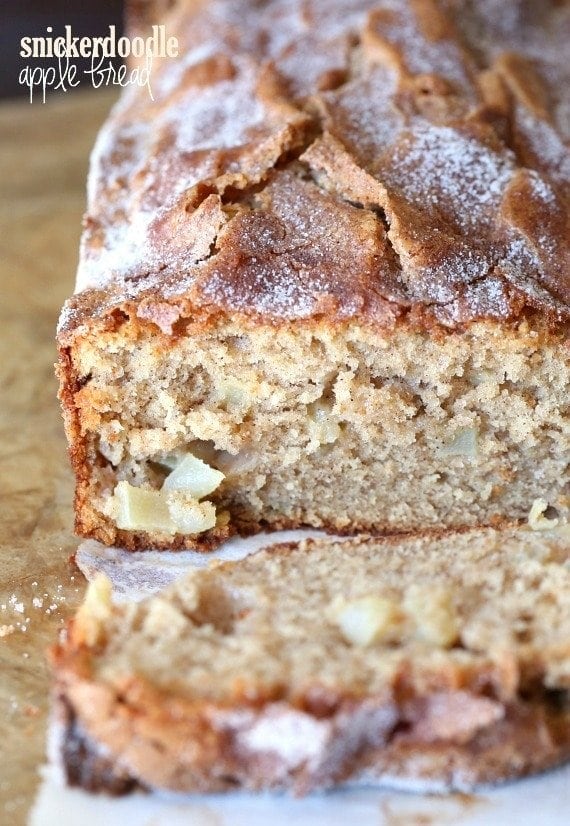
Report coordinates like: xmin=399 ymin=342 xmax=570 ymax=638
xmin=58 ymin=0 xmax=570 ymax=340
xmin=58 ymin=525 xmax=570 ymax=708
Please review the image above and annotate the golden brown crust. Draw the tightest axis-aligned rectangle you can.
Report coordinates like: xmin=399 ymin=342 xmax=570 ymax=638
xmin=57 ymin=0 xmax=570 ymax=344
xmin=51 ymin=631 xmax=570 ymax=795
xmin=56 ymin=697 xmax=570 ymax=796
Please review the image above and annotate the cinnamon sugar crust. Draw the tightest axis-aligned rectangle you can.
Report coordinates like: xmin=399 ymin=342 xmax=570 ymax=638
xmin=58 ymin=0 xmax=570 ymax=339
xmin=55 ymin=693 xmax=570 ymax=795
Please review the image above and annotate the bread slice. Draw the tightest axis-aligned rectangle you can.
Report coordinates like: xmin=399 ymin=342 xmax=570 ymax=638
xmin=57 ymin=0 xmax=570 ymax=551
xmin=51 ymin=524 xmax=570 ymax=795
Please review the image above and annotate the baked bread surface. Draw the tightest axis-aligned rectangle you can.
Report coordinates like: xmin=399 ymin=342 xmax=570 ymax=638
xmin=57 ymin=0 xmax=570 ymax=550
xmin=51 ymin=525 xmax=570 ymax=794
xmin=60 ymin=0 xmax=569 ymax=330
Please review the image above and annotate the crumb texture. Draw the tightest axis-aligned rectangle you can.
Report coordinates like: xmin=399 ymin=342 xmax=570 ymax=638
xmin=68 ymin=318 xmax=569 ymax=549
xmin=52 ymin=526 xmax=570 ymax=794
xmin=69 ymin=526 xmax=570 ymax=699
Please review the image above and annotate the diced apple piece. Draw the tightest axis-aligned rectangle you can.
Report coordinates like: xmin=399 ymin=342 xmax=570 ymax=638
xmin=75 ymin=574 xmax=113 ymax=647
xmin=216 ymin=378 xmax=252 ymax=408
xmin=329 ymin=595 xmax=401 ymax=647
xmin=162 ymin=453 xmax=225 ymax=498
xmin=114 ymin=481 xmax=176 ymax=533
xmin=441 ymin=427 xmax=478 ymax=458
xmin=405 ymin=585 xmax=459 ymax=648
xmin=528 ymin=498 xmax=559 ymax=531
xmin=308 ymin=400 xmax=341 ymax=445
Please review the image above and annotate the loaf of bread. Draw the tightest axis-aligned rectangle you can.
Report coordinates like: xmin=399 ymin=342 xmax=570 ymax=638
xmin=51 ymin=524 xmax=570 ymax=794
xmin=57 ymin=0 xmax=569 ymax=550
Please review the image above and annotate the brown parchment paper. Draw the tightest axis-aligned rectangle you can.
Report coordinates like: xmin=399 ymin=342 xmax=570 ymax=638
xmin=0 ymin=90 xmax=117 ymax=826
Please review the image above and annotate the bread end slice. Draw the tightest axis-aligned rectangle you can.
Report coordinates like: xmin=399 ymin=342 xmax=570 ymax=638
xmin=50 ymin=525 xmax=570 ymax=795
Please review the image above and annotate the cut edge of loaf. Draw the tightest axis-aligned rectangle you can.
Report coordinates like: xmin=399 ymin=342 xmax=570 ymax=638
xmin=58 ymin=313 xmax=570 ymax=551
xmin=50 ymin=526 xmax=570 ymax=795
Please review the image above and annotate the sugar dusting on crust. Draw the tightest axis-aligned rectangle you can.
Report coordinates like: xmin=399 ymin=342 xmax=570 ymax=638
xmin=363 ymin=0 xmax=479 ymax=101
xmin=379 ymin=123 xmax=516 ymax=232
xmin=60 ymin=0 xmax=570 ymax=336
xmin=76 ymin=53 xmax=308 ymax=294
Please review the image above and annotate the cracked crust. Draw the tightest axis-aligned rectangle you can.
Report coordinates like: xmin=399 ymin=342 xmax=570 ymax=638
xmin=57 ymin=0 xmax=570 ymax=341
xmin=51 ymin=527 xmax=570 ymax=795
